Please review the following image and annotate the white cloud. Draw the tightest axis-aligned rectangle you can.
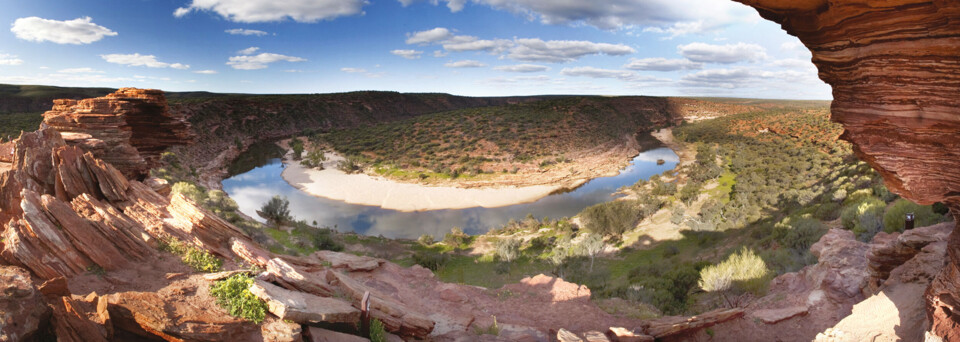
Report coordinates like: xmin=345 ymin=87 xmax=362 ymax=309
xmin=398 ymin=0 xmax=466 ymax=12
xmin=11 ymin=16 xmax=117 ymax=44
xmin=433 ymin=50 xmax=449 ymax=58
xmin=482 ymin=75 xmax=551 ymax=84
xmin=780 ymin=41 xmax=804 ymax=51
xmin=560 ymin=66 xmax=665 ymax=83
xmin=0 ymin=54 xmax=24 ymax=66
xmin=493 ymin=64 xmax=549 ymax=73
xmin=444 ymin=60 xmax=486 ymax=68
xmin=340 ymin=67 xmax=367 ymax=73
xmin=642 ymin=21 xmax=711 ymax=39
xmin=508 ymin=38 xmax=634 ymax=63
xmin=623 ymin=57 xmax=701 ymax=71
xmin=442 ymin=36 xmax=512 ymax=53
xmin=390 ymin=49 xmax=423 ymax=59
xmin=194 ymin=70 xmax=218 ymax=74
xmin=677 ymin=42 xmax=767 ymax=64
xmin=174 ymin=0 xmax=369 ymax=23
xmin=227 ymin=52 xmax=306 ymax=70
xmin=408 ymin=0 xmax=758 ymax=32
xmin=57 ymin=67 xmax=103 ymax=73
xmin=101 ymin=53 xmax=190 ymax=69
xmin=770 ymin=58 xmax=813 ymax=69
xmin=225 ymin=28 xmax=269 ymax=36
xmin=406 ymin=27 xmax=453 ymax=45
xmin=680 ymin=67 xmax=823 ymax=90
xmin=238 ymin=47 xmax=260 ymax=55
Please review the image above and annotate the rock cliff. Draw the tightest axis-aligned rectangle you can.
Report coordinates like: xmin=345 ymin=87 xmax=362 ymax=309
xmin=733 ymin=0 xmax=960 ymax=338
xmin=42 ymin=88 xmax=193 ymax=180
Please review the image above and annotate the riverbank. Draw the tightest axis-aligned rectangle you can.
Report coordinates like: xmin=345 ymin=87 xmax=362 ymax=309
xmin=281 ymin=150 xmax=567 ymax=211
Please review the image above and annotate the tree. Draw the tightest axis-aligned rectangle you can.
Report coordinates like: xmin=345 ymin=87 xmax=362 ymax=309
xmin=290 ymin=138 xmax=304 ymax=160
xmin=258 ymin=196 xmax=291 ymax=227
xmin=301 ymin=149 xmax=327 ymax=169
xmin=580 ymin=234 xmax=604 ymax=272
xmin=494 ymin=237 xmax=521 ymax=274
xmin=580 ymin=201 xmax=640 ymax=237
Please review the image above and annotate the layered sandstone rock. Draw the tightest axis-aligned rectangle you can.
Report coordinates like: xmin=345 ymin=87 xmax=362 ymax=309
xmin=42 ymin=88 xmax=193 ymax=179
xmin=733 ymin=1 xmax=960 ymax=338
xmin=0 ymin=266 xmax=48 ymax=341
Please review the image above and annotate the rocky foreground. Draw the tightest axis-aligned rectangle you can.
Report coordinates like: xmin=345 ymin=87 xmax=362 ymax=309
xmin=0 ymin=88 xmax=955 ymax=341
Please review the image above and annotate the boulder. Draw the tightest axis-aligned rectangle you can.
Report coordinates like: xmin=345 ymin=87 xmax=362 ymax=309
xmin=750 ymin=306 xmax=808 ymax=324
xmin=583 ymin=330 xmax=610 ymax=342
xmin=107 ymin=289 xmax=260 ymax=341
xmin=606 ymin=327 xmax=653 ymax=342
xmin=264 ymin=257 xmax=337 ymax=297
xmin=49 ymin=295 xmax=112 ymax=342
xmin=557 ymin=328 xmax=583 ymax=342
xmin=260 ymin=318 xmax=303 ymax=342
xmin=312 ymin=250 xmax=382 ymax=272
xmin=304 ymin=326 xmax=370 ymax=342
xmin=326 ymin=270 xmax=435 ymax=338
xmin=643 ymin=308 xmax=744 ymax=338
xmin=0 ymin=266 xmax=48 ymax=341
xmin=249 ymin=279 xmax=359 ymax=324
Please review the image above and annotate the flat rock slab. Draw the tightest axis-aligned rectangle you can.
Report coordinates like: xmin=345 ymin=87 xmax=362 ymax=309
xmin=751 ymin=306 xmax=809 ymax=324
xmin=312 ymin=251 xmax=382 ymax=272
xmin=305 ymin=327 xmax=370 ymax=342
xmin=249 ymin=279 xmax=359 ymax=324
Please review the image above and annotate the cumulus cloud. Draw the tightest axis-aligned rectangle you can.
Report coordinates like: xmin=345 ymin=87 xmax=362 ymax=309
xmin=227 ymin=52 xmax=306 ymax=70
xmin=493 ymin=64 xmax=549 ymax=73
xmin=507 ymin=38 xmax=634 ymax=63
xmin=398 ymin=0 xmax=466 ymax=12
xmin=433 ymin=50 xmax=449 ymax=58
xmin=174 ymin=0 xmax=369 ymax=23
xmin=560 ymin=66 xmax=665 ymax=83
xmin=101 ymin=53 xmax=190 ymax=69
xmin=482 ymin=75 xmax=551 ymax=84
xmin=341 ymin=67 xmax=367 ymax=73
xmin=390 ymin=49 xmax=423 ymax=59
xmin=444 ymin=60 xmax=486 ymax=68
xmin=770 ymin=58 xmax=814 ymax=69
xmin=0 ymin=54 xmax=24 ymax=66
xmin=680 ymin=67 xmax=821 ymax=90
xmin=11 ymin=16 xmax=117 ymax=44
xmin=57 ymin=67 xmax=103 ymax=73
xmin=404 ymin=0 xmax=757 ymax=32
xmin=238 ymin=47 xmax=260 ymax=55
xmin=406 ymin=27 xmax=453 ymax=45
xmin=194 ymin=70 xmax=218 ymax=74
xmin=225 ymin=28 xmax=269 ymax=36
xmin=442 ymin=36 xmax=512 ymax=53
xmin=677 ymin=42 xmax=767 ymax=64
xmin=623 ymin=57 xmax=702 ymax=71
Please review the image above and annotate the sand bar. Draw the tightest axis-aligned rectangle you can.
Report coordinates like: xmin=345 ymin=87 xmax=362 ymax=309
xmin=281 ymin=152 xmax=564 ymax=211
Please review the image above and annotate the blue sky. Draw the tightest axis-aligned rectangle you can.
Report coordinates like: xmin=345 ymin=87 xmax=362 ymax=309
xmin=0 ymin=0 xmax=831 ymax=99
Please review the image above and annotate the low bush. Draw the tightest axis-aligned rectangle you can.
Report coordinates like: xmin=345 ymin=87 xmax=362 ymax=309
xmin=369 ymin=318 xmax=386 ymax=342
xmin=210 ymin=274 xmax=267 ymax=323
xmin=412 ymin=250 xmax=450 ymax=271
xmin=580 ymin=200 xmax=640 ymax=237
xmin=774 ymin=216 xmax=826 ymax=251
xmin=883 ymin=199 xmax=945 ymax=233
xmin=259 ymin=195 xmax=291 ymax=227
xmin=418 ymin=234 xmax=435 ymax=246
xmin=699 ymin=248 xmax=771 ymax=307
xmin=159 ymin=238 xmax=223 ymax=273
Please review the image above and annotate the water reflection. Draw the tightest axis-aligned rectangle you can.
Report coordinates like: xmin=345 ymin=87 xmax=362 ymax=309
xmin=223 ymin=147 xmax=678 ymax=239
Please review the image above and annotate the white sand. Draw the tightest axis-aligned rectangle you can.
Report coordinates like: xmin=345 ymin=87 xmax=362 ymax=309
xmin=281 ymin=152 xmax=564 ymax=211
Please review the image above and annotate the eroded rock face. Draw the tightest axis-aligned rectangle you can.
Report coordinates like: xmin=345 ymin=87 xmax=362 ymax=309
xmin=732 ymin=1 xmax=960 ymax=338
xmin=0 ymin=266 xmax=48 ymax=341
xmin=42 ymin=88 xmax=193 ymax=179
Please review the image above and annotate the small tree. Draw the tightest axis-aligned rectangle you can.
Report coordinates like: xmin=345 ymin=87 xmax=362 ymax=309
xmin=302 ymin=149 xmax=327 ymax=169
xmin=289 ymin=138 xmax=304 ymax=160
xmin=259 ymin=195 xmax=291 ymax=227
xmin=495 ymin=237 xmax=521 ymax=273
xmin=418 ymin=234 xmax=435 ymax=246
xmin=580 ymin=234 xmax=604 ymax=272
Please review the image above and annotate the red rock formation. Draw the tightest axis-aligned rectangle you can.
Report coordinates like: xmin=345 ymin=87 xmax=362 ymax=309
xmin=42 ymin=88 xmax=193 ymax=179
xmin=733 ymin=1 xmax=960 ymax=338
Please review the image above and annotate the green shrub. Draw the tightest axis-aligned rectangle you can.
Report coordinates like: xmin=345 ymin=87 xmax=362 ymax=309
xmin=369 ymin=318 xmax=386 ymax=342
xmin=670 ymin=206 xmax=685 ymax=225
xmin=418 ymin=234 xmax=435 ymax=246
xmin=289 ymin=138 xmax=304 ymax=160
xmin=210 ymin=274 xmax=267 ymax=323
xmin=813 ymin=202 xmax=841 ymax=221
xmin=301 ymin=149 xmax=327 ymax=169
xmin=159 ymin=238 xmax=223 ymax=273
xmin=840 ymin=196 xmax=885 ymax=230
xmin=412 ymin=250 xmax=450 ymax=271
xmin=883 ymin=199 xmax=945 ymax=233
xmin=259 ymin=195 xmax=291 ymax=227
xmin=580 ymin=200 xmax=640 ymax=237
xmin=774 ymin=217 xmax=826 ymax=251
xmin=442 ymin=227 xmax=470 ymax=248
xmin=172 ymin=182 xmax=207 ymax=203
xmin=699 ymin=248 xmax=771 ymax=306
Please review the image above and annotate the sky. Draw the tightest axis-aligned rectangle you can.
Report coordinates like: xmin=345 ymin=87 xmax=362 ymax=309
xmin=0 ymin=0 xmax=832 ymax=99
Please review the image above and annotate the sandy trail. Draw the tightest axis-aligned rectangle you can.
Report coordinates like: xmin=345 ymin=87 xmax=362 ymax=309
xmin=281 ymin=151 xmax=564 ymax=211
